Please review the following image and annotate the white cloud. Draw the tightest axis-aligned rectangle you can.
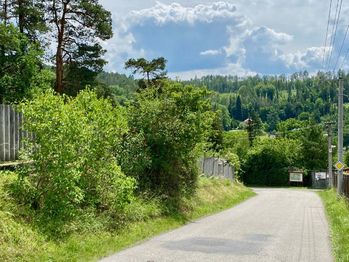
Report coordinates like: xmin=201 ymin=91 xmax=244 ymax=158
xmin=103 ymin=1 xmax=250 ymax=73
xmin=279 ymin=46 xmax=330 ymax=72
xmin=169 ymin=62 xmax=256 ymax=80
xmin=200 ymin=49 xmax=223 ymax=56
xmin=128 ymin=1 xmax=240 ymax=25
xmin=101 ymin=1 xmax=349 ymax=77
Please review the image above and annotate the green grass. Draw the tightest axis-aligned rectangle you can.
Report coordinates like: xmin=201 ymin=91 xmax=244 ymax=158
xmin=319 ymin=190 xmax=349 ymax=262
xmin=0 ymin=175 xmax=255 ymax=262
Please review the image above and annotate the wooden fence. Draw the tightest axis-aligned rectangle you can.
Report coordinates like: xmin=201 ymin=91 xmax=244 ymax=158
xmin=332 ymin=172 xmax=349 ymax=199
xmin=0 ymin=104 xmax=28 ymax=162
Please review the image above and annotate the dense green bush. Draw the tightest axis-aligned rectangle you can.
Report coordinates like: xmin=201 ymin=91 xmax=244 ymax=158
xmin=116 ymin=131 xmax=152 ymax=184
xmin=223 ymin=130 xmax=250 ymax=160
xmin=127 ymin=81 xmax=213 ymax=199
xmin=17 ymin=90 xmax=136 ymax=222
xmin=222 ymin=151 xmax=241 ymax=175
xmin=299 ymin=125 xmax=327 ymax=172
xmin=241 ymin=138 xmax=300 ymax=186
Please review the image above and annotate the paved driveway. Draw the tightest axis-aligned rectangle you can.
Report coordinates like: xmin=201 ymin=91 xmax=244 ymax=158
xmin=100 ymin=188 xmax=333 ymax=262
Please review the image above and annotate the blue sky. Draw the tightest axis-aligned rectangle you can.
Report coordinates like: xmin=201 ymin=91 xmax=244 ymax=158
xmin=99 ymin=0 xmax=349 ymax=79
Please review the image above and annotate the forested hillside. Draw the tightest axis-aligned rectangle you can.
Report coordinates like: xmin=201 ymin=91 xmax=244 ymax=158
xmin=184 ymin=72 xmax=342 ymax=131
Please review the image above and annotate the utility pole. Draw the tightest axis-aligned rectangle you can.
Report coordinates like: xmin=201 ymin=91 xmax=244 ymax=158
xmin=338 ymin=76 xmax=344 ymax=195
xmin=325 ymin=122 xmax=334 ymax=187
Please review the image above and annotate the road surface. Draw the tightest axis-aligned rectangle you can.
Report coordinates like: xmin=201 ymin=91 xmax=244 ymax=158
xmin=100 ymin=188 xmax=333 ymax=262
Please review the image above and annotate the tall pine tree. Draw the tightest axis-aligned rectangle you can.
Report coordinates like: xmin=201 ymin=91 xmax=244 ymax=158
xmin=43 ymin=0 xmax=113 ymax=94
xmin=233 ymin=95 xmax=243 ymax=121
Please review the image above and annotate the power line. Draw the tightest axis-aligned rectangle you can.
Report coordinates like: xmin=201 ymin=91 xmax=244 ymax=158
xmin=339 ymin=47 xmax=349 ymax=69
xmin=327 ymin=0 xmax=343 ymax=70
xmin=333 ymin=24 xmax=349 ymax=72
xmin=326 ymin=0 xmax=340 ymax=70
xmin=322 ymin=0 xmax=334 ymax=69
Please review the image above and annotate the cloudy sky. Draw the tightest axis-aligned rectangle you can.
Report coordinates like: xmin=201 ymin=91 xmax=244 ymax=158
xmin=99 ymin=0 xmax=349 ymax=79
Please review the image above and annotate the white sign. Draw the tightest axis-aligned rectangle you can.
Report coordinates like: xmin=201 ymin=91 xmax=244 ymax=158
xmin=315 ymin=172 xmax=327 ymax=180
xmin=289 ymin=172 xmax=303 ymax=182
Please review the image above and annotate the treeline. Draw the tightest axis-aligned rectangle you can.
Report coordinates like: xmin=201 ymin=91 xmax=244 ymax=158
xmin=184 ymin=71 xmax=343 ymax=132
xmin=100 ymin=70 xmax=344 ymax=133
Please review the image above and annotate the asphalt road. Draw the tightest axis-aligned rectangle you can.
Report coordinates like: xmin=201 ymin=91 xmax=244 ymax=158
xmin=100 ymin=188 xmax=333 ymax=262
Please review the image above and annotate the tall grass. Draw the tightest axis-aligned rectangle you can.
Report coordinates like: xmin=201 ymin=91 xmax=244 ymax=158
xmin=319 ymin=190 xmax=349 ymax=262
xmin=0 ymin=173 xmax=254 ymax=262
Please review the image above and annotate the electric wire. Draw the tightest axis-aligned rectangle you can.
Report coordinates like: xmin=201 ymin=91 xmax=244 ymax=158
xmin=322 ymin=0 xmax=334 ymax=69
xmin=326 ymin=0 xmax=340 ymax=70
xmin=333 ymin=24 xmax=349 ymax=72
xmin=327 ymin=0 xmax=343 ymax=70
xmin=339 ymin=47 xmax=349 ymax=69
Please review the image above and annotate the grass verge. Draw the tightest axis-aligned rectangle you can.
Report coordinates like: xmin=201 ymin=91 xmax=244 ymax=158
xmin=1 ymin=175 xmax=255 ymax=262
xmin=319 ymin=190 xmax=349 ymax=262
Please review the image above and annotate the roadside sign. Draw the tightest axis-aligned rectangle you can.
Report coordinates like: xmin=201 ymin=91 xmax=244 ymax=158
xmin=315 ymin=172 xmax=327 ymax=180
xmin=289 ymin=172 xmax=303 ymax=182
xmin=335 ymin=161 xmax=344 ymax=171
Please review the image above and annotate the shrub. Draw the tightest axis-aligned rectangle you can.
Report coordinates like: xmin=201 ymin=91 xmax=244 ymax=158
xmin=222 ymin=151 xmax=241 ymax=175
xmin=241 ymin=138 xmax=300 ymax=186
xmin=127 ymin=81 xmax=213 ymax=199
xmin=223 ymin=130 xmax=250 ymax=160
xmin=17 ymin=90 xmax=136 ymax=222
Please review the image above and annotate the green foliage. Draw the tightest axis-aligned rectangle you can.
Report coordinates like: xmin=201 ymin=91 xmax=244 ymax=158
xmin=300 ymin=125 xmax=327 ymax=171
xmin=0 ymin=172 xmax=45 ymax=262
xmin=63 ymin=44 xmax=109 ymax=96
xmin=0 ymin=23 xmax=43 ymax=103
xmin=222 ymin=151 xmax=241 ymax=174
xmin=116 ymin=131 xmax=152 ymax=183
xmin=233 ymin=95 xmax=244 ymax=121
xmin=223 ymin=130 xmax=250 ymax=160
xmin=207 ymin=111 xmax=224 ymax=152
xmin=184 ymin=72 xmax=340 ymax=135
xmin=127 ymin=80 xmax=213 ymax=199
xmin=241 ymin=138 xmax=301 ymax=186
xmin=125 ymin=57 xmax=167 ymax=89
xmin=0 ymin=0 xmax=47 ymax=40
xmin=246 ymin=111 xmax=263 ymax=145
xmin=45 ymin=0 xmax=113 ymax=94
xmin=18 ymin=90 xmax=135 ymax=224
xmin=319 ymin=190 xmax=349 ymax=261
xmin=96 ymin=71 xmax=138 ymax=101
xmin=1 ymin=172 xmax=254 ymax=261
xmin=277 ymin=118 xmax=307 ymax=139
xmin=266 ymin=109 xmax=280 ymax=132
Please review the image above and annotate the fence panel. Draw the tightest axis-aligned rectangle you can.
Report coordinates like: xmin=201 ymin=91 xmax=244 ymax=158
xmin=332 ymin=173 xmax=349 ymax=199
xmin=199 ymin=157 xmax=235 ymax=181
xmin=0 ymin=104 xmax=24 ymax=162
xmin=344 ymin=175 xmax=349 ymax=199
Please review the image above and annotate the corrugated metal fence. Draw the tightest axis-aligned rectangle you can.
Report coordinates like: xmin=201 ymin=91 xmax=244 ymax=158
xmin=0 ymin=104 xmax=27 ymax=162
xmin=199 ymin=157 xmax=235 ymax=181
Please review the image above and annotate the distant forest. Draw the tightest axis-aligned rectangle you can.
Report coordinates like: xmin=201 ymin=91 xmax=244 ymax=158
xmin=98 ymin=70 xmax=349 ymax=136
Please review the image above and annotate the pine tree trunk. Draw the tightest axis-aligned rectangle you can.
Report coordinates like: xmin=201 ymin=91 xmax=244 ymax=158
xmin=18 ymin=0 xmax=25 ymax=33
xmin=55 ymin=45 xmax=64 ymax=93
xmin=3 ymin=0 xmax=8 ymax=24
xmin=54 ymin=2 xmax=68 ymax=94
